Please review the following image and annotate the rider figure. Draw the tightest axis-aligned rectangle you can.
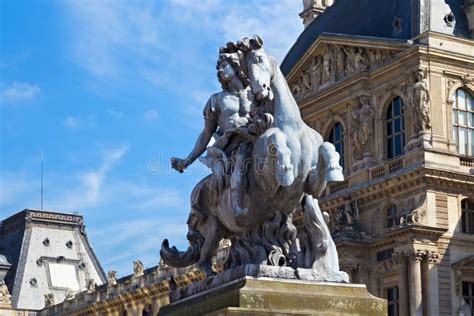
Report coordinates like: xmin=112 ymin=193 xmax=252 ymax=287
xmin=171 ymin=50 xmax=253 ymax=220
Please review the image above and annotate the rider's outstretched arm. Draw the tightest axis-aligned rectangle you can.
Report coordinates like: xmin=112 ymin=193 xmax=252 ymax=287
xmin=185 ymin=117 xmax=217 ymax=164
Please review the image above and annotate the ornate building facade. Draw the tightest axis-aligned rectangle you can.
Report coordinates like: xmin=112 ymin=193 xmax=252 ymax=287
xmin=282 ymin=0 xmax=474 ymax=315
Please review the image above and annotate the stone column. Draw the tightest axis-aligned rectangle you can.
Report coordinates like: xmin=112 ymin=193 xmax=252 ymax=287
xmin=421 ymin=251 xmax=441 ymax=316
xmin=394 ymin=252 xmax=410 ymax=316
xmin=408 ymin=250 xmax=424 ymax=316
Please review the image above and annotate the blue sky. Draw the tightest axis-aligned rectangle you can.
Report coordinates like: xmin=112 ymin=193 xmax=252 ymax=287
xmin=0 ymin=0 xmax=302 ymax=276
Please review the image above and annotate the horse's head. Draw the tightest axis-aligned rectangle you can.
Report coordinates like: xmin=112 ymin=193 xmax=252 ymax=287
xmin=243 ymin=35 xmax=274 ymax=101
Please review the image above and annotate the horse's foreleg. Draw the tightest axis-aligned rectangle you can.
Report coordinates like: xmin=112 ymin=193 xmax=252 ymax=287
xmin=319 ymin=142 xmax=343 ymax=182
xmin=268 ymin=132 xmax=294 ymax=187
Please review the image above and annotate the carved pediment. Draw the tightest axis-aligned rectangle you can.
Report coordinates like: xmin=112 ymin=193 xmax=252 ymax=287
xmin=289 ymin=42 xmax=403 ymax=101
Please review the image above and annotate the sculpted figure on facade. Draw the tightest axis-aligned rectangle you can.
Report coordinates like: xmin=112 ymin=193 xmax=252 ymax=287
xmin=86 ymin=279 xmax=96 ymax=292
xmin=0 ymin=282 xmax=11 ymax=304
xmin=332 ymin=200 xmax=362 ymax=234
xmin=351 ymin=95 xmax=375 ymax=160
xmin=301 ymin=70 xmax=312 ymax=94
xmin=321 ymin=50 xmax=333 ymax=84
xmin=107 ymin=270 xmax=117 ymax=286
xmin=409 ymin=69 xmax=431 ymax=133
xmin=44 ymin=293 xmax=54 ymax=308
xmin=65 ymin=289 xmax=75 ymax=300
xmin=133 ymin=260 xmax=145 ymax=278
xmin=343 ymin=46 xmax=368 ymax=74
xmin=309 ymin=56 xmax=322 ymax=91
xmin=332 ymin=45 xmax=346 ymax=80
xmin=161 ymin=35 xmax=347 ymax=282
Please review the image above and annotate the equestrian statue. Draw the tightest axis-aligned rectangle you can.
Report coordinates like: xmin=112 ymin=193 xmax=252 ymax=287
xmin=161 ymin=35 xmax=348 ymax=282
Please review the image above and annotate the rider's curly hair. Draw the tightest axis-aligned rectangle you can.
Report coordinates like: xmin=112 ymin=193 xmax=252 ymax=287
xmin=216 ymin=42 xmax=250 ymax=90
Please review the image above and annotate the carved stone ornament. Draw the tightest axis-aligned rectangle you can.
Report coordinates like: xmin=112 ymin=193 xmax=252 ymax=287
xmin=406 ymin=249 xmax=425 ymax=262
xmin=406 ymin=69 xmax=431 ymax=133
xmin=398 ymin=194 xmax=427 ymax=225
xmin=44 ymin=293 xmax=54 ymax=308
xmin=332 ymin=200 xmax=364 ymax=236
xmin=65 ymin=288 xmax=75 ymax=300
xmin=0 ymin=282 xmax=11 ymax=304
xmin=351 ymin=95 xmax=375 ymax=160
xmin=426 ymin=251 xmax=441 ymax=264
xmin=86 ymin=278 xmax=96 ymax=292
xmin=133 ymin=260 xmax=145 ymax=278
xmin=291 ymin=44 xmax=397 ymax=100
xmin=107 ymin=270 xmax=117 ymax=286
xmin=160 ymin=35 xmax=348 ymax=283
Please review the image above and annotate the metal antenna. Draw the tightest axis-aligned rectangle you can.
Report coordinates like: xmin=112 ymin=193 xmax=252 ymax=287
xmin=41 ymin=148 xmax=43 ymax=210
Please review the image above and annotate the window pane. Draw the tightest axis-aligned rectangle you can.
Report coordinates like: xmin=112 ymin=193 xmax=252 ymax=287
xmin=454 ymin=126 xmax=458 ymax=147
xmin=469 ymin=113 xmax=474 ymax=128
xmin=458 ymin=89 xmax=466 ymax=110
xmin=453 ymin=109 xmax=458 ymax=125
xmin=394 ymin=118 xmax=401 ymax=133
xmin=394 ymin=101 xmax=400 ymax=116
xmin=463 ymin=282 xmax=470 ymax=296
xmin=335 ymin=123 xmax=341 ymax=139
xmin=468 ymin=94 xmax=474 ymax=111
xmin=387 ymin=218 xmax=393 ymax=228
xmin=388 ymin=139 xmax=393 ymax=158
xmin=394 ymin=135 xmax=402 ymax=156
xmin=459 ymin=111 xmax=467 ymax=126
xmin=459 ymin=128 xmax=467 ymax=155
xmin=462 ymin=211 xmax=467 ymax=233
xmin=469 ymin=213 xmax=474 ymax=234
xmin=471 ymin=129 xmax=474 ymax=156
xmin=387 ymin=121 xmax=393 ymax=136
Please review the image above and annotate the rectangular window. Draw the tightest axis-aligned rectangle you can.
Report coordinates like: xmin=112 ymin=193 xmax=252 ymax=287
xmin=386 ymin=287 xmax=399 ymax=316
xmin=462 ymin=200 xmax=474 ymax=234
xmin=462 ymin=281 xmax=474 ymax=313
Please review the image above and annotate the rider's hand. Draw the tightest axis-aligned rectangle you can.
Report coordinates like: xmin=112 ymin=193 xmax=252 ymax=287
xmin=171 ymin=157 xmax=191 ymax=173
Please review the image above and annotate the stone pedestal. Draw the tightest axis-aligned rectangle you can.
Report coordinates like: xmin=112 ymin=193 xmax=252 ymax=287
xmin=159 ymin=265 xmax=386 ymax=315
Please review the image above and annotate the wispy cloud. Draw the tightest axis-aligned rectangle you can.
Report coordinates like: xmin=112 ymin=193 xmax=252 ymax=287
xmin=106 ymin=108 xmax=124 ymax=118
xmin=1 ymin=81 xmax=40 ymax=104
xmin=144 ymin=109 xmax=159 ymax=120
xmin=64 ymin=115 xmax=79 ymax=128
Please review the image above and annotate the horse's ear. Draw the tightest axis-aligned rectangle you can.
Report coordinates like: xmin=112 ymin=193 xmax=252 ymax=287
xmin=250 ymin=34 xmax=263 ymax=49
xmin=253 ymin=34 xmax=263 ymax=48
xmin=254 ymin=35 xmax=264 ymax=47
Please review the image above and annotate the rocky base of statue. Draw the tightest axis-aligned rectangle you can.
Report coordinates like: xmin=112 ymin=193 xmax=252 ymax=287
xmin=159 ymin=268 xmax=385 ymax=315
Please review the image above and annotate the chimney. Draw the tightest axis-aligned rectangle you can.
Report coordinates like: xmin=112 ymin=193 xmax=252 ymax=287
xmin=465 ymin=0 xmax=474 ymax=38
xmin=300 ymin=0 xmax=334 ymax=28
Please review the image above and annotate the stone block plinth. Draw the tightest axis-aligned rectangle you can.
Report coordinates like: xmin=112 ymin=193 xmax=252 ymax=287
xmin=159 ymin=265 xmax=386 ymax=315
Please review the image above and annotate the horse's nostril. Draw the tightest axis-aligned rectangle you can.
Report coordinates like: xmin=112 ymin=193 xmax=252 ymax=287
xmin=263 ymin=83 xmax=266 ymax=88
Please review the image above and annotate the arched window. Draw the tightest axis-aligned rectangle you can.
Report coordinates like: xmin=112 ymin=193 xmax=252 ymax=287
xmin=461 ymin=199 xmax=474 ymax=234
xmin=453 ymin=89 xmax=474 ymax=156
xmin=328 ymin=122 xmax=345 ymax=169
xmin=386 ymin=205 xmax=398 ymax=228
xmin=386 ymin=97 xmax=405 ymax=159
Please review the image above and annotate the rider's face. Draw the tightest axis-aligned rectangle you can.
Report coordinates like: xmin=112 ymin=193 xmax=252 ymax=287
xmin=218 ymin=61 xmax=236 ymax=82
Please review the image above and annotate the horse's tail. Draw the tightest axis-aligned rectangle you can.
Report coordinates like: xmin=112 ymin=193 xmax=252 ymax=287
xmin=160 ymin=225 xmax=203 ymax=267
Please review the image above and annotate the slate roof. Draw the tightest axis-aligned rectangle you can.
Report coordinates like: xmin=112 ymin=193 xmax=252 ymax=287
xmin=281 ymin=0 xmax=470 ymax=75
